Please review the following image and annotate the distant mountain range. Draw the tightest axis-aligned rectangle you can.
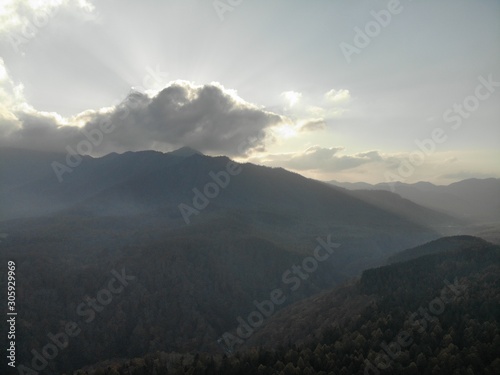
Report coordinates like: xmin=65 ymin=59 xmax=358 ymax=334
xmin=328 ymin=178 xmax=500 ymax=222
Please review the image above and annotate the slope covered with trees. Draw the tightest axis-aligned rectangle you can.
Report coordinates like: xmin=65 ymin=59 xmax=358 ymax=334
xmin=72 ymin=236 xmax=500 ymax=374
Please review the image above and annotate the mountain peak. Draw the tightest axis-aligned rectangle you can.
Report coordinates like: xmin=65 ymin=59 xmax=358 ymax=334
xmin=169 ymin=146 xmax=203 ymax=157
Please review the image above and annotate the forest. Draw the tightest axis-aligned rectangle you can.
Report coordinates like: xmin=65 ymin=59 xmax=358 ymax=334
xmin=71 ymin=237 xmax=500 ymax=375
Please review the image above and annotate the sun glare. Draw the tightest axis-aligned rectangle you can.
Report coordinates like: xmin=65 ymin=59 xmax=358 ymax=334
xmin=272 ymin=124 xmax=298 ymax=139
xmin=282 ymin=91 xmax=302 ymax=108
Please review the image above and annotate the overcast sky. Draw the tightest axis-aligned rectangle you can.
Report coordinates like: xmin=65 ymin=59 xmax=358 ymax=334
xmin=0 ymin=0 xmax=499 ymax=184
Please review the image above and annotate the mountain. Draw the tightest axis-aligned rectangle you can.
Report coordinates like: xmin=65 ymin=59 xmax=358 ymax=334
xmin=72 ymin=236 xmax=500 ymax=374
xmin=169 ymin=146 xmax=204 ymax=157
xmin=328 ymin=178 xmax=500 ymax=222
xmin=0 ymin=148 xmax=453 ymax=274
xmin=387 ymin=235 xmax=491 ymax=264
xmin=236 ymin=235 xmax=499 ymax=349
xmin=0 ymin=147 xmax=459 ymax=374
xmin=336 ymin=187 xmax=462 ymax=232
xmin=235 ymin=236 xmax=500 ymax=374
xmin=0 ymin=147 xmax=191 ymax=219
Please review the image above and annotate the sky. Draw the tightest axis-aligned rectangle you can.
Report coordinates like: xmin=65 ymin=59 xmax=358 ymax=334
xmin=0 ymin=0 xmax=499 ymax=184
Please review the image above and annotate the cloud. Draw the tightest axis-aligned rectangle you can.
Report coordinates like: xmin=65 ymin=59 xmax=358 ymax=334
xmin=0 ymin=58 xmax=23 ymax=105
xmin=324 ymin=88 xmax=351 ymax=103
xmin=0 ymin=0 xmax=95 ymax=36
xmin=0 ymin=58 xmax=27 ymax=136
xmin=445 ymin=156 xmax=458 ymax=163
xmin=281 ymin=91 xmax=302 ymax=108
xmin=355 ymin=150 xmax=383 ymax=162
xmin=0 ymin=79 xmax=284 ymax=156
xmin=299 ymin=119 xmax=327 ymax=132
xmin=277 ymin=88 xmax=351 ymax=128
xmin=252 ymin=146 xmax=385 ymax=172
xmin=0 ymin=57 xmax=83 ymax=150
xmin=269 ymin=88 xmax=351 ymax=141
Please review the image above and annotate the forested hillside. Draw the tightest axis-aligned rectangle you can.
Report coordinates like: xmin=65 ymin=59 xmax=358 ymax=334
xmin=72 ymin=237 xmax=500 ymax=374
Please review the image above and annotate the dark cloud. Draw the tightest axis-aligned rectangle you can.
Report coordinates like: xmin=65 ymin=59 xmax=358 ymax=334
xmin=0 ymin=81 xmax=284 ymax=156
xmin=0 ymin=110 xmax=82 ymax=152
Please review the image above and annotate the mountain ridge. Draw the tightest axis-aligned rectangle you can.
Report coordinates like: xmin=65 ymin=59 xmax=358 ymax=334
xmin=328 ymin=178 xmax=500 ymax=222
